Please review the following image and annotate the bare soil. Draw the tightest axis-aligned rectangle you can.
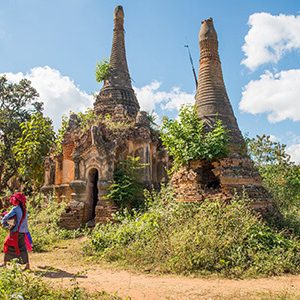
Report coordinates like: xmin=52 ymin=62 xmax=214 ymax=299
xmin=30 ymin=238 xmax=300 ymax=299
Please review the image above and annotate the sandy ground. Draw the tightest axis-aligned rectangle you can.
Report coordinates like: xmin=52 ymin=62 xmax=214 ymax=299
xmin=29 ymin=238 xmax=300 ymax=300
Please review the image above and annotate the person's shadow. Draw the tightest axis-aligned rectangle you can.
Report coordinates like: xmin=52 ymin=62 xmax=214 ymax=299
xmin=34 ymin=265 xmax=87 ymax=279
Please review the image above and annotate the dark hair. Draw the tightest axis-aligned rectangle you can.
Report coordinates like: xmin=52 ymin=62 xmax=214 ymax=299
xmin=19 ymin=201 xmax=26 ymax=218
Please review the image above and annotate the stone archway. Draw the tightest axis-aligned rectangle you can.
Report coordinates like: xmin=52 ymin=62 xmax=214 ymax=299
xmin=87 ymin=168 xmax=99 ymax=221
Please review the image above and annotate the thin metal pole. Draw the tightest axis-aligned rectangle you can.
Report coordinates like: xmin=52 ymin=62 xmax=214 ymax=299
xmin=184 ymin=45 xmax=198 ymax=89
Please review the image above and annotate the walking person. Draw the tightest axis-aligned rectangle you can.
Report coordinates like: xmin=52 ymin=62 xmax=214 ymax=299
xmin=1 ymin=192 xmax=30 ymax=270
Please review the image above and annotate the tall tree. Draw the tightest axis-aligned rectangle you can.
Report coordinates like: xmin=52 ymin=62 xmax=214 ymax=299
xmin=13 ymin=112 xmax=55 ymax=192
xmin=0 ymin=76 xmax=43 ymax=193
xmin=247 ymin=134 xmax=300 ymax=210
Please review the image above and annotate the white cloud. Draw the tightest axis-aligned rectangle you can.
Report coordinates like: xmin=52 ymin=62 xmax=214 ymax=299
xmin=287 ymin=144 xmax=300 ymax=164
xmin=134 ymin=81 xmax=194 ymax=113
xmin=239 ymin=69 xmax=300 ymax=123
xmin=134 ymin=81 xmax=162 ymax=112
xmin=242 ymin=13 xmax=300 ymax=70
xmin=2 ymin=66 xmax=93 ymax=130
xmin=1 ymin=69 xmax=193 ymax=130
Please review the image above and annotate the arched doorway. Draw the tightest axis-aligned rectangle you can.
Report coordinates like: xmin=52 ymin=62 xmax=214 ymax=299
xmin=87 ymin=168 xmax=99 ymax=221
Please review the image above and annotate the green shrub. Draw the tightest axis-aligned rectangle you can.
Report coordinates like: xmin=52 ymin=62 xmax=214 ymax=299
xmin=105 ymin=156 xmax=146 ymax=210
xmin=86 ymin=186 xmax=300 ymax=278
xmin=160 ymin=105 xmax=229 ymax=171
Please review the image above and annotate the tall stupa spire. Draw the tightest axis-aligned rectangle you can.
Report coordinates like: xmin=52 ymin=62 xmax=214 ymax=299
xmin=94 ymin=5 xmax=140 ymax=118
xmin=195 ymin=18 xmax=244 ymax=151
xmin=108 ymin=5 xmax=131 ymax=89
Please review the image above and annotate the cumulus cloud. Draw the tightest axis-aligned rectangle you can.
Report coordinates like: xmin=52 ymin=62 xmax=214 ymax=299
xmin=134 ymin=81 xmax=162 ymax=112
xmin=1 ymin=70 xmax=193 ymax=130
xmin=134 ymin=81 xmax=194 ymax=113
xmin=239 ymin=69 xmax=300 ymax=123
xmin=242 ymin=13 xmax=300 ymax=70
xmin=287 ymin=144 xmax=300 ymax=164
xmin=2 ymin=66 xmax=93 ymax=130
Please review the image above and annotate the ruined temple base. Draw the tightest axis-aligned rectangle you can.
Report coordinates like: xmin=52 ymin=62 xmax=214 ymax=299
xmin=171 ymin=157 xmax=275 ymax=217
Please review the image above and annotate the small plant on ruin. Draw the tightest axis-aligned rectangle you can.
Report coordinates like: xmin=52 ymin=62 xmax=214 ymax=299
xmin=77 ymin=108 xmax=99 ymax=132
xmin=146 ymin=111 xmax=158 ymax=129
xmin=160 ymin=104 xmax=229 ymax=171
xmin=105 ymin=156 xmax=146 ymax=210
xmin=55 ymin=109 xmax=100 ymax=154
xmin=102 ymin=114 xmax=133 ymax=131
xmin=95 ymin=59 xmax=111 ymax=83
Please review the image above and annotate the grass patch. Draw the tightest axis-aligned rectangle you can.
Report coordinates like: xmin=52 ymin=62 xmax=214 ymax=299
xmin=0 ymin=261 xmax=121 ymax=299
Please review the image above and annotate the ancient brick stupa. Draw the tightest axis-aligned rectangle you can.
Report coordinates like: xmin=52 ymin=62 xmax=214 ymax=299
xmin=172 ymin=18 xmax=273 ymax=214
xmin=42 ymin=6 xmax=166 ymax=229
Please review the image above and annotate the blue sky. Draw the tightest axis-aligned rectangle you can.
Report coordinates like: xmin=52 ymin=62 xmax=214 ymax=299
xmin=1 ymin=0 xmax=300 ymax=162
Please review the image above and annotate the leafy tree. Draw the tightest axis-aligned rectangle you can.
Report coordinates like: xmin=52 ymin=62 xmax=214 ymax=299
xmin=247 ymin=134 xmax=300 ymax=210
xmin=13 ymin=112 xmax=55 ymax=192
xmin=0 ymin=76 xmax=43 ymax=192
xmin=95 ymin=59 xmax=110 ymax=83
xmin=106 ymin=157 xmax=146 ymax=210
xmin=246 ymin=134 xmax=290 ymax=166
xmin=160 ymin=105 xmax=229 ymax=171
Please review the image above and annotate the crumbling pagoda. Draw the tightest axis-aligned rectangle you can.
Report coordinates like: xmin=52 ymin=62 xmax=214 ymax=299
xmin=42 ymin=6 xmax=167 ymax=229
xmin=172 ymin=18 xmax=273 ymax=214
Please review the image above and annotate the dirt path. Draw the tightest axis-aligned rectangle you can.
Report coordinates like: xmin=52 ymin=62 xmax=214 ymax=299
xmin=30 ymin=238 xmax=300 ymax=299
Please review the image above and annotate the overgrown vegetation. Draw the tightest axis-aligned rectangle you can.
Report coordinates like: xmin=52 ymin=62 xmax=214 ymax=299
xmin=105 ymin=156 xmax=146 ymax=210
xmin=0 ymin=262 xmax=121 ymax=299
xmin=96 ymin=59 xmax=111 ymax=83
xmin=161 ymin=105 xmax=229 ymax=171
xmin=55 ymin=109 xmax=97 ymax=154
xmin=55 ymin=109 xmax=134 ymax=156
xmin=85 ymin=186 xmax=300 ymax=278
xmin=82 ymin=108 xmax=300 ymax=279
